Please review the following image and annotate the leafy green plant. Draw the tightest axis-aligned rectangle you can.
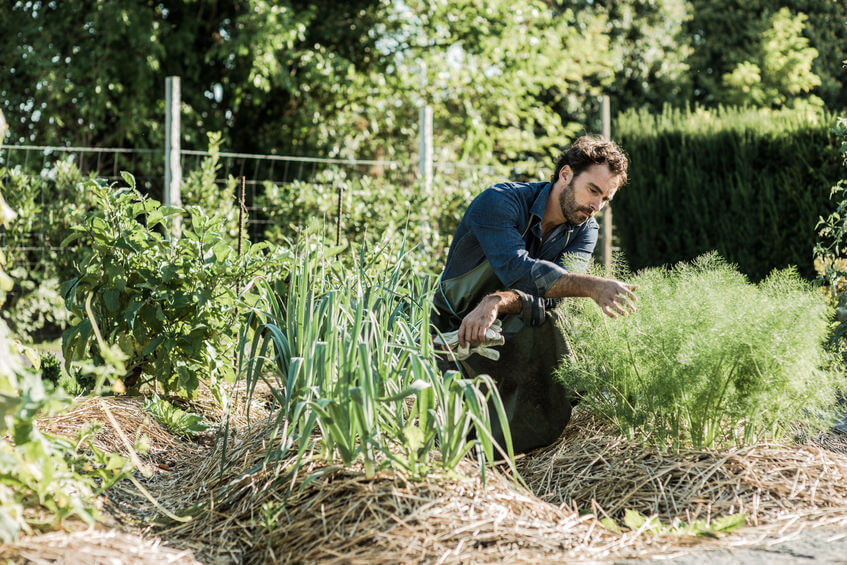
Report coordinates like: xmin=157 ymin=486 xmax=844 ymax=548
xmin=39 ymin=352 xmax=62 ymax=387
xmin=0 ymin=160 xmax=93 ymax=341
xmin=143 ymin=394 xmax=208 ymax=438
xmin=237 ymin=235 xmax=514 ymax=482
xmin=600 ymin=509 xmax=746 ymax=538
xmin=61 ymin=172 xmax=281 ymax=398
xmin=557 ymin=254 xmax=843 ymax=449
xmin=814 ymin=116 xmax=847 ymax=342
xmin=255 ymin=168 xmax=500 ymax=275
xmin=0 ymin=225 xmax=131 ymax=541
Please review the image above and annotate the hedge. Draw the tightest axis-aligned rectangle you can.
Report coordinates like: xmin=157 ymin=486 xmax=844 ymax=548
xmin=613 ymin=105 xmax=843 ymax=281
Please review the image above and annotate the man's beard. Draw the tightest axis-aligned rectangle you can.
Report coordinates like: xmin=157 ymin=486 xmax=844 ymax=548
xmin=558 ymin=179 xmax=593 ymax=225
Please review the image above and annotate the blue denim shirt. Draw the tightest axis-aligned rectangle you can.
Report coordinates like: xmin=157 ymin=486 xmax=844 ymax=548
xmin=441 ymin=180 xmax=598 ymax=298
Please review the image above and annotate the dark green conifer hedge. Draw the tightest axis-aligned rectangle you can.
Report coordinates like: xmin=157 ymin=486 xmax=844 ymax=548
xmin=613 ymin=105 xmax=842 ymax=280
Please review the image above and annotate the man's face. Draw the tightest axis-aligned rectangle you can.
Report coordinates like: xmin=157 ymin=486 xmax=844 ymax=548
xmin=558 ymin=164 xmax=621 ymax=226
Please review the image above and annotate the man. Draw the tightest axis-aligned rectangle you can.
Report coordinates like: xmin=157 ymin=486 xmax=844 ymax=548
xmin=432 ymin=135 xmax=637 ymax=453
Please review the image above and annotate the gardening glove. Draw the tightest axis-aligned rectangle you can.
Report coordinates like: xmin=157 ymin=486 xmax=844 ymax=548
xmin=433 ymin=319 xmax=505 ymax=361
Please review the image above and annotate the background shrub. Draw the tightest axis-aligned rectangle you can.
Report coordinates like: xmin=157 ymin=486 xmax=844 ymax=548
xmin=0 ymin=160 xmax=94 ymax=341
xmin=614 ymin=105 xmax=842 ymax=281
xmin=556 ymin=254 xmax=844 ymax=449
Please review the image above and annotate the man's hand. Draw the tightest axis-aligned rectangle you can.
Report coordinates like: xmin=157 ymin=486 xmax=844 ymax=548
xmin=458 ymin=295 xmax=500 ymax=347
xmin=590 ymin=278 xmax=637 ymax=318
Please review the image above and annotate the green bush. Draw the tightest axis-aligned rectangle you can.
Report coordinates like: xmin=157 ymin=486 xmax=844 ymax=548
xmin=61 ymin=173 xmax=282 ymax=398
xmin=614 ymin=105 xmax=842 ymax=281
xmin=0 ymin=232 xmax=130 ymax=541
xmin=556 ymin=254 xmax=844 ymax=449
xmin=255 ymin=166 xmax=504 ymax=274
xmin=0 ymin=160 xmax=94 ymax=340
xmin=814 ymin=115 xmax=847 ymax=341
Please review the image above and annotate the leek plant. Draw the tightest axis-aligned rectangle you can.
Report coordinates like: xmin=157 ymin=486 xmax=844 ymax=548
xmin=557 ymin=254 xmax=845 ymax=449
xmin=236 ymin=236 xmax=512 ymax=480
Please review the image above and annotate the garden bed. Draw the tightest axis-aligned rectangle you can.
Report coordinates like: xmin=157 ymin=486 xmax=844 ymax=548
xmin=4 ymin=399 xmax=847 ymax=564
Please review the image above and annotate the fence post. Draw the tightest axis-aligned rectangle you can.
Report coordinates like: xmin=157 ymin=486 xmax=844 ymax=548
xmin=418 ymin=106 xmax=433 ymax=193
xmin=164 ymin=76 xmax=182 ymax=210
xmin=600 ymin=95 xmax=613 ymax=271
xmin=0 ymin=109 xmax=7 ymax=146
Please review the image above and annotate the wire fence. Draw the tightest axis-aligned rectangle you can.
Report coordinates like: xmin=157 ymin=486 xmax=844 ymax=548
xmin=0 ymin=143 xmax=503 ymax=270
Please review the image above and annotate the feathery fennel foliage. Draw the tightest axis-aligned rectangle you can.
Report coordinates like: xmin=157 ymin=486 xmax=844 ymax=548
xmin=556 ymin=254 xmax=844 ymax=449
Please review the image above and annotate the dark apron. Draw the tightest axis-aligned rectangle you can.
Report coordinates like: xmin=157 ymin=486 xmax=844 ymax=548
xmin=432 ymin=260 xmax=574 ymax=454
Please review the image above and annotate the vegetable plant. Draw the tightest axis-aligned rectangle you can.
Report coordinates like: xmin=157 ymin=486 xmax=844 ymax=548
xmin=557 ymin=254 xmax=844 ymax=449
xmin=0 ymin=220 xmax=131 ymax=541
xmin=237 ymin=235 xmax=514 ymax=481
xmin=61 ymin=173 xmax=280 ymax=398
xmin=814 ymin=116 xmax=847 ymax=342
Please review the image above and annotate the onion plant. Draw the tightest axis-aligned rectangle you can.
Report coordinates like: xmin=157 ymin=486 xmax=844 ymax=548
xmin=234 ymin=235 xmax=513 ymax=480
xmin=557 ymin=254 xmax=845 ymax=449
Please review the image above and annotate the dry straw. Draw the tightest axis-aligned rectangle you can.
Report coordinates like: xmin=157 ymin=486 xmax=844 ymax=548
xmin=517 ymin=410 xmax=847 ymax=528
xmin=12 ymin=398 xmax=847 ymax=563
xmin=0 ymin=529 xmax=200 ymax=565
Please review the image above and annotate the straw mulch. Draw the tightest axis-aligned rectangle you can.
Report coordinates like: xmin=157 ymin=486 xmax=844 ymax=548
xmin=517 ymin=410 xmax=847 ymax=530
xmin=23 ymin=396 xmax=847 ymax=564
xmin=140 ymin=417 xmax=664 ymax=564
xmin=0 ymin=529 xmax=201 ymax=565
xmin=39 ymin=396 xmax=201 ymax=466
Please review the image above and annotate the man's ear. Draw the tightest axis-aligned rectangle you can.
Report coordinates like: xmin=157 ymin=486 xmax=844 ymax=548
xmin=559 ymin=165 xmax=573 ymax=184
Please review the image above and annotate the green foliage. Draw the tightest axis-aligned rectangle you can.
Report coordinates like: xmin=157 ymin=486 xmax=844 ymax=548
xmin=614 ymin=104 xmax=841 ymax=281
xmin=39 ymin=352 xmax=62 ymax=387
xmin=256 ymin=168 xmax=497 ymax=274
xmin=1 ymin=1 xmax=618 ymax=166
xmin=0 ymin=250 xmax=131 ymax=541
xmin=557 ymin=0 xmax=694 ymax=114
xmin=721 ymin=8 xmax=821 ymax=108
xmin=181 ymin=132 xmax=239 ymax=242
xmin=686 ymin=0 xmax=847 ymax=109
xmin=238 ymin=235 xmax=515 ymax=481
xmin=143 ymin=394 xmax=208 ymax=438
xmin=0 ymin=161 xmax=93 ymax=341
xmin=61 ymin=173 xmax=280 ymax=398
xmin=814 ymin=116 xmax=847 ymax=340
xmin=600 ymin=509 xmax=746 ymax=537
xmin=556 ymin=254 xmax=843 ymax=449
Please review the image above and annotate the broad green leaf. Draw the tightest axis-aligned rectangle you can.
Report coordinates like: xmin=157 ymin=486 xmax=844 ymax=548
xmin=600 ymin=517 xmax=623 ymax=533
xmin=120 ymin=171 xmax=136 ymax=188
xmin=709 ymin=513 xmax=747 ymax=533
xmin=623 ymin=509 xmax=647 ymax=531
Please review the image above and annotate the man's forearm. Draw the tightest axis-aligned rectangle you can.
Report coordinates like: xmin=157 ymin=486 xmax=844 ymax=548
xmin=483 ymin=290 xmax=522 ymax=315
xmin=543 ymin=272 xmax=605 ymax=299
xmin=544 ymin=272 xmax=637 ymax=318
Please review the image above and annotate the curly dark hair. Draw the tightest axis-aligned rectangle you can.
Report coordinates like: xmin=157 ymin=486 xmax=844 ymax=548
xmin=550 ymin=136 xmax=628 ymax=187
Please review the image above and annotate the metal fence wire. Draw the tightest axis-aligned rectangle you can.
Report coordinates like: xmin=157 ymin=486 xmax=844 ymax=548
xmin=0 ymin=144 xmax=501 ymax=270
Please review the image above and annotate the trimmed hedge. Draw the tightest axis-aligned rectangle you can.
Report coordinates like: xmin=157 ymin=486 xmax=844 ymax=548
xmin=613 ymin=105 xmax=842 ymax=280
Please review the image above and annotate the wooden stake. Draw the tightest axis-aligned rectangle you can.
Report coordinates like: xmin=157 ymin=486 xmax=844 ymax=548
xmin=336 ymin=183 xmax=343 ymax=246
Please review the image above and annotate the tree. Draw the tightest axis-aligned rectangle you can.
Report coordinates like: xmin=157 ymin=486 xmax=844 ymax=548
xmin=1 ymin=0 xmax=618 ymax=169
xmin=721 ymin=8 xmax=820 ymax=107
xmin=686 ymin=0 xmax=847 ymax=109
xmin=553 ymin=0 xmax=694 ymax=114
xmin=0 ymin=0 xmax=392 ymax=155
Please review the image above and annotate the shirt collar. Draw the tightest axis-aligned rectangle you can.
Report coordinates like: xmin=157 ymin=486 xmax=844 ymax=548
xmin=530 ymin=182 xmax=551 ymax=220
